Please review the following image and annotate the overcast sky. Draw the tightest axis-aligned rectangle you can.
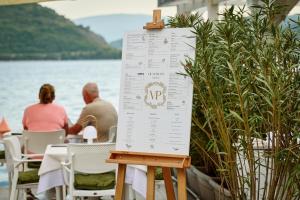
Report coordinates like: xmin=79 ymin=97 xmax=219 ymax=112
xmin=41 ymin=0 xmax=300 ymax=20
xmin=41 ymin=0 xmax=177 ymax=19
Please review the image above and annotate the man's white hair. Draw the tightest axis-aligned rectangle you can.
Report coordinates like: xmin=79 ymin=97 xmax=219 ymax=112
xmin=83 ymin=82 xmax=99 ymax=97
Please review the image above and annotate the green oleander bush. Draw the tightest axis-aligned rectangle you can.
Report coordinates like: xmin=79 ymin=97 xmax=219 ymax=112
xmin=168 ymin=0 xmax=300 ymax=199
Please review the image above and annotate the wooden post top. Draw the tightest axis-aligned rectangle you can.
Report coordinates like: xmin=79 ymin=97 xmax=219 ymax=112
xmin=143 ymin=9 xmax=165 ymax=30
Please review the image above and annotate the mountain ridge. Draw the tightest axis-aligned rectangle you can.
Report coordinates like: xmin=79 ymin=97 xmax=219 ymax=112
xmin=74 ymin=14 xmax=152 ymax=42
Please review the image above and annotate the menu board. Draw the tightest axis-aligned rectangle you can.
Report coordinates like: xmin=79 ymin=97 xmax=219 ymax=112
xmin=116 ymin=28 xmax=195 ymax=155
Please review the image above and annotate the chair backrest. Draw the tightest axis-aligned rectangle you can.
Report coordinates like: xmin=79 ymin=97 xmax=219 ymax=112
xmin=68 ymin=143 xmax=116 ymax=174
xmin=108 ymin=126 xmax=117 ymax=143
xmin=82 ymin=126 xmax=97 ymax=144
xmin=3 ymin=136 xmax=22 ymax=172
xmin=23 ymin=129 xmax=65 ymax=154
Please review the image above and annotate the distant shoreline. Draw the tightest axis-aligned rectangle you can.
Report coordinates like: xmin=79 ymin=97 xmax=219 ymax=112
xmin=0 ymin=58 xmax=122 ymax=61
xmin=0 ymin=59 xmax=122 ymax=62
xmin=0 ymin=52 xmax=122 ymax=61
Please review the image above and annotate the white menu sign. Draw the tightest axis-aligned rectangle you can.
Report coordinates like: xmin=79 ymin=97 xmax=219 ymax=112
xmin=116 ymin=28 xmax=195 ymax=155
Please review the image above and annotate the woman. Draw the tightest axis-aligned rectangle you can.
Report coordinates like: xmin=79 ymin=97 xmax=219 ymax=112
xmin=22 ymin=83 xmax=68 ymax=134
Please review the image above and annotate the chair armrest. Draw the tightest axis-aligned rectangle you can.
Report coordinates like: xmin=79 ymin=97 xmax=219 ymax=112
xmin=61 ymin=160 xmax=70 ymax=166
xmin=14 ymin=158 xmax=43 ymax=167
xmin=61 ymin=161 xmax=71 ymax=185
xmin=22 ymin=153 xmax=44 ymax=158
xmin=61 ymin=161 xmax=71 ymax=173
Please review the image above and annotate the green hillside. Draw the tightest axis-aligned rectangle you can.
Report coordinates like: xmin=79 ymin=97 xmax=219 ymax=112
xmin=0 ymin=4 xmax=121 ymax=60
xmin=109 ymin=39 xmax=122 ymax=50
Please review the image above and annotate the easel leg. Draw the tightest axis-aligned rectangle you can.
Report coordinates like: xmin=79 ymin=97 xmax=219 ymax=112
xmin=115 ymin=164 xmax=126 ymax=200
xmin=147 ymin=166 xmax=155 ymax=200
xmin=177 ymin=168 xmax=187 ymax=200
xmin=162 ymin=167 xmax=175 ymax=200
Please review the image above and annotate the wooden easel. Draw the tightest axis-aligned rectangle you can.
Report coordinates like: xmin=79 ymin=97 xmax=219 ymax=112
xmin=107 ymin=151 xmax=191 ymax=200
xmin=107 ymin=10 xmax=191 ymax=200
xmin=143 ymin=9 xmax=165 ymax=30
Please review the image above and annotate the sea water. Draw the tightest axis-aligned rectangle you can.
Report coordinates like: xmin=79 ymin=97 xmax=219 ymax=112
xmin=0 ymin=60 xmax=122 ymax=187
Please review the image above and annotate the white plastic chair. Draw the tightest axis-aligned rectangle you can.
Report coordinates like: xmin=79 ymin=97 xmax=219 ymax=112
xmin=108 ymin=125 xmax=117 ymax=143
xmin=3 ymin=136 xmax=43 ymax=200
xmin=80 ymin=115 xmax=97 ymax=129
xmin=22 ymin=130 xmax=66 ymax=199
xmin=23 ymin=129 xmax=65 ymax=154
xmin=0 ymin=139 xmax=5 ymax=166
xmin=62 ymin=143 xmax=116 ymax=199
xmin=82 ymin=125 xmax=97 ymax=144
xmin=67 ymin=115 xmax=97 ymax=144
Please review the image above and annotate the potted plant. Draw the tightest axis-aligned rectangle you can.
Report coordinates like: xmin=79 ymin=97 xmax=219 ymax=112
xmin=168 ymin=0 xmax=300 ymax=199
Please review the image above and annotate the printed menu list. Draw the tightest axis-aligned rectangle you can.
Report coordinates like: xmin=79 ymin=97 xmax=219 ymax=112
xmin=116 ymin=28 xmax=195 ymax=155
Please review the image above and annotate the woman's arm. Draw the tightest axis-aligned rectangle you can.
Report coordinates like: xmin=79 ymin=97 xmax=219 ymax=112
xmin=63 ymin=123 xmax=69 ymax=135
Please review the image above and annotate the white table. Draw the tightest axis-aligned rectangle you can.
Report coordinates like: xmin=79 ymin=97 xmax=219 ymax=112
xmin=125 ymin=165 xmax=147 ymax=198
xmin=37 ymin=144 xmax=148 ymax=199
xmin=38 ymin=145 xmax=67 ymax=193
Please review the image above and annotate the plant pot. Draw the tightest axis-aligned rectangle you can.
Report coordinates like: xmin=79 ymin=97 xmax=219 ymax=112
xmin=186 ymin=165 xmax=215 ymax=200
xmin=208 ymin=179 xmax=232 ymax=200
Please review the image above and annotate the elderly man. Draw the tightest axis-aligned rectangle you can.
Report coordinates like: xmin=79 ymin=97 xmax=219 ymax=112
xmin=69 ymin=82 xmax=118 ymax=142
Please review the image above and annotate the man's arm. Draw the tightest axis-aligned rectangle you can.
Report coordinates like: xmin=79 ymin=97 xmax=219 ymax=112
xmin=68 ymin=123 xmax=82 ymax=135
xmin=69 ymin=105 xmax=89 ymax=135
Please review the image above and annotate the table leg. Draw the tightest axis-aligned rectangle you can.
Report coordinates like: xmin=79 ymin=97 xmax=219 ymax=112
xmin=62 ymin=185 xmax=66 ymax=200
xmin=55 ymin=186 xmax=63 ymax=200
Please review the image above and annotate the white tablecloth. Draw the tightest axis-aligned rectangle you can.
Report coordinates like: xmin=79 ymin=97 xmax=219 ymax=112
xmin=38 ymin=145 xmax=67 ymax=175
xmin=125 ymin=165 xmax=147 ymax=198
xmin=37 ymin=145 xmax=68 ymax=194
xmin=37 ymin=144 xmax=147 ymax=198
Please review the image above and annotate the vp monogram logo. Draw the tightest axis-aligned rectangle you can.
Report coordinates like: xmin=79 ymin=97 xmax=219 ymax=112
xmin=144 ymin=82 xmax=166 ymax=109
